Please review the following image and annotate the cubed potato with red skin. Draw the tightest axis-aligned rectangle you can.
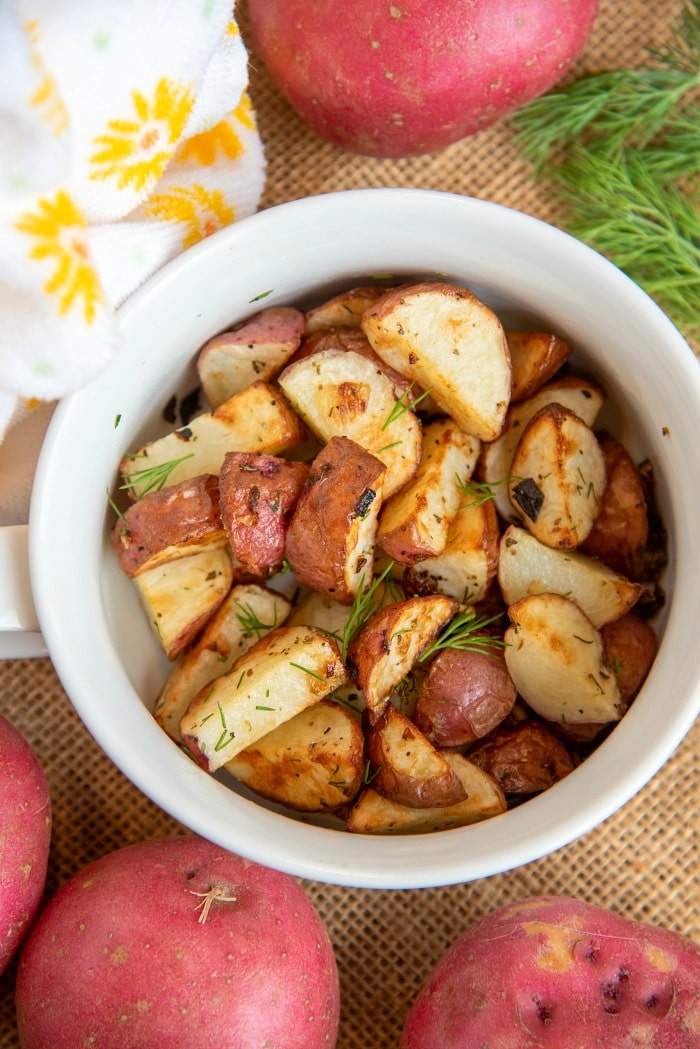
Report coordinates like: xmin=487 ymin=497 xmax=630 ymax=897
xmin=15 ymin=835 xmax=340 ymax=1049
xmin=294 ymin=326 xmax=417 ymax=404
xmin=581 ymin=430 xmax=649 ymax=578
xmin=111 ymin=473 xmax=226 ymax=578
xmin=219 ymin=452 xmax=309 ymax=578
xmin=400 ymin=895 xmax=700 ymax=1049
xmin=467 ymin=721 xmax=575 ymax=794
xmin=413 ymin=647 xmax=516 ymax=748
xmin=506 ymin=330 xmax=571 ymax=402
xmin=285 ymin=436 xmax=386 ymax=604
xmin=0 ymin=716 xmax=51 ymax=977
xmin=601 ymin=611 xmax=658 ymax=704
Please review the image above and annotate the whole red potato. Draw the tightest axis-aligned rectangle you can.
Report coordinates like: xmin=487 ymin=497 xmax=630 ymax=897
xmin=246 ymin=0 xmax=600 ymax=157
xmin=401 ymin=895 xmax=700 ymax=1048
xmin=15 ymin=835 xmax=340 ymax=1049
xmin=0 ymin=713 xmax=51 ymax=976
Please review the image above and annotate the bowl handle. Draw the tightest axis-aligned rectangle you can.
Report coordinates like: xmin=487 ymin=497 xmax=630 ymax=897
xmin=0 ymin=524 xmax=47 ymax=658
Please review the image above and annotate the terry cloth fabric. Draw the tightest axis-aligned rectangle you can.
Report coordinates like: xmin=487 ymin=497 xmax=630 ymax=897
xmin=0 ymin=0 xmax=265 ymax=446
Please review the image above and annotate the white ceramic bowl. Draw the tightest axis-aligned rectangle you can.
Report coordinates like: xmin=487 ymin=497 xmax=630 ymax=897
xmin=28 ymin=189 xmax=700 ymax=889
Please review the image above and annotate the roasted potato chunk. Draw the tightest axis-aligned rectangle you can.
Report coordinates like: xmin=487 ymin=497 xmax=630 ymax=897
xmin=278 ymin=347 xmax=421 ymax=498
xmin=226 ymin=699 xmax=365 ymax=812
xmin=346 ymin=751 xmax=506 ymax=834
xmin=365 ymin=703 xmax=467 ymax=808
xmin=414 ymin=647 xmax=516 ymax=748
xmin=505 ymin=330 xmax=571 ymax=402
xmin=362 ymin=281 xmax=511 ymax=441
xmin=197 ymin=306 xmax=304 ymax=407
xmin=348 ymin=594 xmax=458 ymax=718
xmin=285 ymin=436 xmax=386 ymax=604
xmin=504 ymin=593 xmax=624 ymax=724
xmin=580 ymin=431 xmax=649 ymax=579
xmin=154 ymin=583 xmax=292 ymax=742
xmin=134 ymin=547 xmax=233 ymax=661
xmin=601 ymin=612 xmax=658 ymax=704
xmin=402 ymin=496 xmax=499 ymax=605
xmin=479 ymin=375 xmax=606 ymax=521
xmin=498 ymin=524 xmax=641 ymax=628
xmin=120 ymin=381 xmax=307 ymax=497
xmin=218 ymin=452 xmax=309 ymax=579
xmin=468 ymin=721 xmax=575 ymax=794
xmin=304 ymin=284 xmax=393 ymax=333
xmin=377 ymin=418 xmax=481 ymax=565
xmin=180 ymin=625 xmax=347 ymax=772
xmin=509 ymin=403 xmax=606 ymax=549
xmin=111 ymin=473 xmax=226 ymax=578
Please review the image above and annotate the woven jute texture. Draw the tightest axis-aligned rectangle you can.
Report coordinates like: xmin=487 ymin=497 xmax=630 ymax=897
xmin=1 ymin=2 xmax=697 ymax=1046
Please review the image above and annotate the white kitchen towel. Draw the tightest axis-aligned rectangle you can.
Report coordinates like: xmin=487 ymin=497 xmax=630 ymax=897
xmin=0 ymin=0 xmax=265 ymax=461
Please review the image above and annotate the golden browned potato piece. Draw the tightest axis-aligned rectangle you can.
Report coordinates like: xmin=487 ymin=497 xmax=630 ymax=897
xmin=111 ymin=473 xmax=227 ymax=578
xmin=226 ymin=699 xmax=365 ymax=812
xmin=362 ymin=281 xmax=511 ymax=442
xmin=120 ymin=381 xmax=307 ymax=497
xmin=508 ymin=403 xmax=606 ymax=550
xmin=180 ymin=624 xmax=347 ymax=772
xmin=413 ymin=647 xmax=516 ymax=748
xmin=133 ymin=547 xmax=234 ymax=661
xmin=197 ymin=306 xmax=305 ymax=407
xmin=285 ymin=436 xmax=386 ymax=604
xmin=347 ymin=594 xmax=458 ymax=718
xmin=580 ymin=431 xmax=649 ymax=579
xmin=296 ymin=325 xmax=418 ymax=405
xmin=345 ymin=751 xmax=506 ymax=835
xmin=600 ymin=612 xmax=658 ymax=704
xmin=478 ymin=375 xmax=606 ymax=521
xmin=304 ymin=285 xmax=394 ymax=333
xmin=364 ymin=703 xmax=467 ymax=808
xmin=468 ymin=721 xmax=574 ymax=794
xmin=505 ymin=330 xmax=571 ymax=402
xmin=218 ymin=452 xmax=309 ymax=579
xmin=377 ymin=418 xmax=481 ymax=566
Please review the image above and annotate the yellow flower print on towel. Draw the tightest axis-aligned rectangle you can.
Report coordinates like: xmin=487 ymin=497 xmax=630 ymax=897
xmin=15 ymin=190 xmax=103 ymax=324
xmin=90 ymin=78 xmax=194 ymax=193
xmin=144 ymin=184 xmax=235 ymax=249
xmin=176 ymin=94 xmax=256 ymax=167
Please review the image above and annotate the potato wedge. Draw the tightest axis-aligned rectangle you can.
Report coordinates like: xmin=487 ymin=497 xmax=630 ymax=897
xmin=154 ymin=583 xmax=292 ymax=741
xmin=197 ymin=306 xmax=304 ymax=408
xmin=600 ymin=612 xmax=658 ymax=704
xmin=580 ymin=431 xmax=649 ymax=579
xmin=134 ymin=547 xmax=234 ymax=661
xmin=505 ymin=330 xmax=571 ymax=402
xmin=362 ymin=281 xmax=511 ymax=441
xmin=297 ymin=326 xmax=418 ymax=405
xmin=504 ymin=593 xmax=624 ymax=724
xmin=278 ymin=348 xmax=421 ymax=498
xmin=346 ymin=751 xmax=506 ymax=834
xmin=304 ymin=285 xmax=393 ymax=333
xmin=225 ymin=698 xmax=364 ymax=812
xmin=365 ymin=703 xmax=467 ymax=808
xmin=285 ymin=436 xmax=386 ymax=604
xmin=377 ymin=418 xmax=481 ymax=565
xmin=285 ymin=588 xmax=352 ymax=637
xmin=402 ymin=498 xmax=499 ymax=605
xmin=180 ymin=625 xmax=347 ymax=772
xmin=219 ymin=452 xmax=309 ymax=578
xmin=479 ymin=375 xmax=606 ymax=521
xmin=467 ymin=721 xmax=574 ymax=794
xmin=347 ymin=594 xmax=458 ymax=718
xmin=120 ymin=381 xmax=306 ymax=497
xmin=111 ymin=473 xmax=227 ymax=578
xmin=509 ymin=403 xmax=606 ymax=549
xmin=498 ymin=524 xmax=641 ymax=627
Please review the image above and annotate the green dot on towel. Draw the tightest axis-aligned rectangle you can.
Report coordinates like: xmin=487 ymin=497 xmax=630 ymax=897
xmin=93 ymin=30 xmax=111 ymax=51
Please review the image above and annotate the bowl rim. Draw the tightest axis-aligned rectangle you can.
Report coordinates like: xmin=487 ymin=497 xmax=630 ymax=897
xmin=30 ymin=187 xmax=700 ymax=889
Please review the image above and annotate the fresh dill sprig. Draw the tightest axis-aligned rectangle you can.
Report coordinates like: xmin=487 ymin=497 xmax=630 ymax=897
xmin=511 ymin=0 xmax=700 ymax=342
xmin=418 ymin=608 xmax=505 ymax=663
xmin=234 ymin=601 xmax=278 ymax=640
xmin=341 ymin=561 xmax=396 ymax=660
xmin=120 ymin=454 xmax=195 ymax=498
xmin=381 ymin=383 xmax=432 ymax=431
xmin=456 ymin=474 xmax=514 ymax=509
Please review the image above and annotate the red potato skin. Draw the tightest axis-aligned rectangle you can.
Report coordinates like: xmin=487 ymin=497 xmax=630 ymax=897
xmin=0 ymin=715 xmax=51 ymax=976
xmin=247 ymin=0 xmax=600 ymax=158
xmin=400 ymin=895 xmax=700 ymax=1049
xmin=15 ymin=835 xmax=340 ymax=1049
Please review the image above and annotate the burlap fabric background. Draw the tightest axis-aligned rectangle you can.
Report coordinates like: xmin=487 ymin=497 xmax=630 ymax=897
xmin=1 ymin=2 xmax=697 ymax=1046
